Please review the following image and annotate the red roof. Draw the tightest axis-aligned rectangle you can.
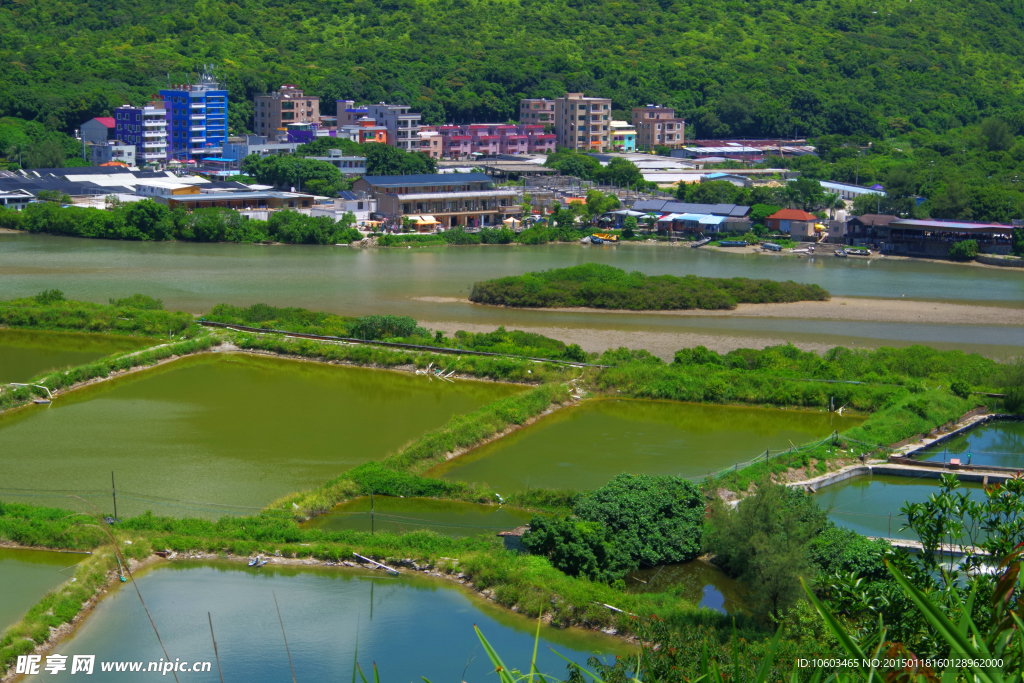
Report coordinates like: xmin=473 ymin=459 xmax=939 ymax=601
xmin=768 ymin=209 xmax=817 ymax=221
xmin=94 ymin=117 xmax=116 ymax=128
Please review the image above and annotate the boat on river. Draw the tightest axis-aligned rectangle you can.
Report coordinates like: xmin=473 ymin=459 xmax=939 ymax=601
xmin=845 ymin=247 xmax=872 ymax=256
xmin=691 ymin=237 xmax=712 ymax=248
xmin=834 ymin=248 xmax=848 ymax=258
xmin=718 ymin=240 xmax=748 ymax=247
xmin=761 ymin=242 xmax=782 ymax=252
xmin=591 ymin=232 xmax=619 ymax=242
xmin=589 ymin=235 xmax=604 ymax=244
xmin=248 ymin=556 xmax=268 ymax=567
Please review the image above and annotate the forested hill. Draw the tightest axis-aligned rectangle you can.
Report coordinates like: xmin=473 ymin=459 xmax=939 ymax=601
xmin=2 ymin=0 xmax=1024 ymax=137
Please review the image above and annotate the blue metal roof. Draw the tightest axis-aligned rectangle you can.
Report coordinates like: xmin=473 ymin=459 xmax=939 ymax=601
xmin=360 ymin=173 xmax=492 ymax=187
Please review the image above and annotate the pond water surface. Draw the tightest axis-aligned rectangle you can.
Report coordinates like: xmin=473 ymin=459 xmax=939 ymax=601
xmin=813 ymin=474 xmax=987 ymax=540
xmin=303 ymin=496 xmax=534 ymax=537
xmin=915 ymin=420 xmax=1024 ymax=469
xmin=432 ymin=399 xmax=862 ymax=491
xmin=0 ymin=548 xmax=83 ymax=631
xmin=23 ymin=561 xmax=630 ymax=682
xmin=2 ymin=235 xmax=1021 ymax=354
xmin=0 ymin=353 xmax=520 ymax=518
xmin=625 ymin=559 xmax=743 ymax=615
xmin=0 ymin=328 xmax=153 ymax=383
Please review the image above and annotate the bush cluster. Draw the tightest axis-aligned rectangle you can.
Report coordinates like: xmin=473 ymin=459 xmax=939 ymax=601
xmin=0 ymin=201 xmax=362 ymax=245
xmin=469 ymin=263 xmax=830 ymax=310
xmin=0 ymin=292 xmax=199 ymax=338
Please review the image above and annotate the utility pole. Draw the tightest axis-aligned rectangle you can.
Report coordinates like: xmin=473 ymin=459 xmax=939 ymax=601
xmin=111 ymin=471 xmax=118 ymax=521
xmin=370 ymin=490 xmax=374 ymax=535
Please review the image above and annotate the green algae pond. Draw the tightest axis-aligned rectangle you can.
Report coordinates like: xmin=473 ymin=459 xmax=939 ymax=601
xmin=0 ymin=328 xmax=153 ymax=383
xmin=431 ymin=398 xmax=863 ymax=492
xmin=22 ymin=561 xmax=630 ymax=682
xmin=0 ymin=353 xmax=520 ymax=518
xmin=303 ymin=496 xmax=534 ymax=537
xmin=813 ymin=474 xmax=987 ymax=540
xmin=915 ymin=419 xmax=1024 ymax=469
xmin=0 ymin=548 xmax=84 ymax=631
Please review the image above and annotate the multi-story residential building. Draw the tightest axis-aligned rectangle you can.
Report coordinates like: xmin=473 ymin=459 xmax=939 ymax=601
xmin=556 ymin=93 xmax=612 ymax=151
xmin=336 ymin=101 xmax=370 ymax=126
xmin=159 ymin=70 xmax=229 ymax=161
xmin=254 ymin=85 xmax=320 ymax=141
xmin=519 ymin=93 xmax=612 ymax=151
xmin=114 ymin=102 xmax=170 ymax=165
xmin=609 ymin=121 xmax=637 ymax=152
xmin=631 ymin=105 xmax=686 ymax=151
xmin=519 ymin=98 xmax=556 ymax=123
xmin=438 ymin=124 xmax=554 ymax=158
xmin=417 ymin=129 xmax=443 ymax=158
xmin=79 ymin=116 xmax=116 ymax=161
xmin=366 ymin=103 xmax=422 ymax=151
xmin=89 ymin=141 xmax=136 ymax=167
xmin=353 ymin=173 xmax=522 ymax=229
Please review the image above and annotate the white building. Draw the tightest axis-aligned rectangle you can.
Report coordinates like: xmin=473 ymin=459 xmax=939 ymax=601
xmin=303 ymin=149 xmax=367 ymax=175
xmin=818 ymin=180 xmax=885 ymax=201
xmin=365 ymin=103 xmax=422 ymax=151
xmin=88 ymin=141 xmax=136 ymax=168
xmin=310 ymin=190 xmax=377 ymax=224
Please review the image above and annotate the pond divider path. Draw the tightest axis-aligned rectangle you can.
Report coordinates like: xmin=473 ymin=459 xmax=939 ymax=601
xmin=198 ymin=321 xmax=609 ymax=367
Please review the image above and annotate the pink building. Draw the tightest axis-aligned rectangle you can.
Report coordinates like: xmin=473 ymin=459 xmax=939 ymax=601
xmin=500 ymin=134 xmax=529 ymax=154
xmin=438 ymin=123 xmax=556 ymax=157
xmin=472 ymin=135 xmax=501 ymax=156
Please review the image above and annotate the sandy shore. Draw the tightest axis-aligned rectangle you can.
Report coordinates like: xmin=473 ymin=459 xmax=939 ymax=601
xmin=415 ymin=296 xmax=1024 ymax=326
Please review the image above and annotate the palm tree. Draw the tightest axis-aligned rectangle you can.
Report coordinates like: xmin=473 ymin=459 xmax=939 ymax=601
xmin=824 ymin=191 xmax=844 ymax=219
xmin=5 ymin=141 xmax=26 ymax=168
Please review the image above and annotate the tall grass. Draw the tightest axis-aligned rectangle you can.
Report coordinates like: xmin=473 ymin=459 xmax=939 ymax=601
xmin=0 ymin=295 xmax=201 ymax=338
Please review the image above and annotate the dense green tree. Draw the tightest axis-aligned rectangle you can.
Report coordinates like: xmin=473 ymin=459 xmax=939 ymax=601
xmin=982 ymin=117 xmax=1015 ymax=152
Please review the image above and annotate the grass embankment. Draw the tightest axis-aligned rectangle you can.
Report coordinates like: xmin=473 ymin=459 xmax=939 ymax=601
xmin=268 ymin=383 xmax=574 ymax=516
xmin=0 ymin=336 xmax=218 ymax=412
xmin=597 ymin=343 xmax=1000 ymax=491
xmin=231 ymin=333 xmax=577 ymax=383
xmin=0 ymin=293 xmax=201 ymax=338
xmin=469 ymin=263 xmax=831 ymax=310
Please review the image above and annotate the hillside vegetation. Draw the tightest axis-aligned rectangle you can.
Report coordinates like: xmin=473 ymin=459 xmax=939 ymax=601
xmin=1 ymin=0 xmax=1023 ymax=139
xmin=469 ymin=264 xmax=830 ymax=310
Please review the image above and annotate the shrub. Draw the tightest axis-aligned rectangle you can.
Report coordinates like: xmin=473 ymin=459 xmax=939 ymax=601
xmin=479 ymin=226 xmax=515 ymax=244
xmin=109 ymin=294 xmax=163 ymax=310
xmin=521 ymin=515 xmax=632 ymax=582
xmin=33 ymin=289 xmax=65 ymax=305
xmin=948 ymin=239 xmax=978 ymax=261
xmin=950 ymin=379 xmax=972 ymax=398
xmin=347 ymin=314 xmax=422 ymax=340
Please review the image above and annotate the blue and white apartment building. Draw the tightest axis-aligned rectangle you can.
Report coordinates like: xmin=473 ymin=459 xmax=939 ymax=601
xmin=159 ymin=70 xmax=229 ymax=161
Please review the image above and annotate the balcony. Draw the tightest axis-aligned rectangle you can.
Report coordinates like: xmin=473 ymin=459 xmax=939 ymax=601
xmin=144 ymin=129 xmax=165 ymax=137
xmin=190 ymin=102 xmax=206 ymax=109
xmin=190 ymin=125 xmax=206 ymax=132
xmin=190 ymin=137 xmax=207 ymax=143
xmin=143 ymin=141 xmax=164 ymax=148
xmin=143 ymin=119 xmax=165 ymax=126
xmin=191 ymin=114 xmax=205 ymax=121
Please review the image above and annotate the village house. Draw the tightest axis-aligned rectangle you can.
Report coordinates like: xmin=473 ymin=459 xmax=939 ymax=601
xmin=353 ymin=173 xmax=521 ymax=230
xmin=766 ymin=208 xmax=819 ymax=239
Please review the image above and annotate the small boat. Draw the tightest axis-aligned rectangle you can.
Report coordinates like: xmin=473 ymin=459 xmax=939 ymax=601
xmin=591 ymin=232 xmax=619 ymax=242
xmin=718 ymin=240 xmax=748 ymax=247
xmin=248 ymin=556 xmax=260 ymax=567
xmin=32 ymin=399 xmax=51 ymax=405
xmin=845 ymin=247 xmax=871 ymax=257
xmin=589 ymin=235 xmax=604 ymax=244
xmin=761 ymin=242 xmax=782 ymax=252
xmin=834 ymin=249 xmax=848 ymax=258
xmin=579 ymin=235 xmax=591 ymax=244
xmin=691 ymin=237 xmax=712 ymax=248
xmin=256 ymin=557 xmax=268 ymax=567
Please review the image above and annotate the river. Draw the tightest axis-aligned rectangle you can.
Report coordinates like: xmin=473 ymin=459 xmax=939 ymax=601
xmin=2 ymin=234 xmax=1021 ymax=356
xmin=431 ymin=398 xmax=862 ymax=491
xmin=0 ymin=353 xmax=520 ymax=518
xmin=22 ymin=561 xmax=630 ymax=682
xmin=0 ymin=328 xmax=153 ymax=383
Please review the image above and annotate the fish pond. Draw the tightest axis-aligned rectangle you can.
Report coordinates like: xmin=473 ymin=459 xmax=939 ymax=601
xmin=303 ymin=496 xmax=534 ymax=537
xmin=23 ymin=561 xmax=630 ymax=682
xmin=914 ymin=419 xmax=1024 ymax=469
xmin=0 ymin=353 xmax=520 ymax=518
xmin=625 ymin=559 xmax=743 ymax=615
xmin=431 ymin=399 xmax=862 ymax=492
xmin=813 ymin=474 xmax=987 ymax=540
xmin=0 ymin=328 xmax=153 ymax=383
xmin=0 ymin=548 xmax=84 ymax=631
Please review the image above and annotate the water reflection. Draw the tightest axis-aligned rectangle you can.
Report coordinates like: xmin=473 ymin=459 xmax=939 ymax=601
xmin=626 ymin=559 xmax=743 ymax=614
xmin=916 ymin=420 xmax=1024 ymax=469
xmin=23 ymin=561 xmax=631 ymax=682
xmin=814 ymin=474 xmax=986 ymax=540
